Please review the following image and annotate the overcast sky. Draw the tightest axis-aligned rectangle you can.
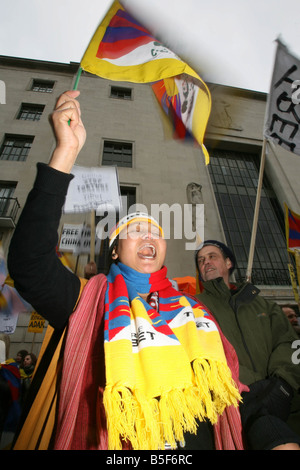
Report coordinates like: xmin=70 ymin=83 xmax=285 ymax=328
xmin=1 ymin=0 xmax=300 ymax=92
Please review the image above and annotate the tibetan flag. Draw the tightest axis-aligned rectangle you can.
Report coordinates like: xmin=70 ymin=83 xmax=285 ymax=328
xmin=80 ymin=1 xmax=211 ymax=163
xmin=285 ymin=203 xmax=300 ymax=252
xmin=264 ymin=39 xmax=300 ymax=156
xmin=0 ymin=360 xmax=21 ymax=432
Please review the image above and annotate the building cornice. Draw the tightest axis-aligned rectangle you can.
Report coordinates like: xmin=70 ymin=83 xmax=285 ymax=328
xmin=0 ymin=55 xmax=79 ymax=74
xmin=0 ymin=55 xmax=267 ymax=101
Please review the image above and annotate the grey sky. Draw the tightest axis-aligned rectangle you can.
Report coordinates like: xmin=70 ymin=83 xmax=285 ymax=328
xmin=1 ymin=0 xmax=300 ymax=92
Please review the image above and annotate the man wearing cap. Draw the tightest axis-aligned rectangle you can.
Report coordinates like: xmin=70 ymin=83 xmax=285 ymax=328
xmin=195 ymin=240 xmax=300 ymax=450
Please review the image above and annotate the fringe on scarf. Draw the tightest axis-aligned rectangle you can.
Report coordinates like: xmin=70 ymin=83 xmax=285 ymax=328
xmin=103 ymin=357 xmax=242 ymax=450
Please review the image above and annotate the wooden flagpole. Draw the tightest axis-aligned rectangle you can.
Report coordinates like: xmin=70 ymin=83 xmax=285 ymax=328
xmin=287 ymin=252 xmax=300 ymax=304
xmin=245 ymin=138 xmax=268 ymax=283
xmin=90 ymin=210 xmax=96 ymax=262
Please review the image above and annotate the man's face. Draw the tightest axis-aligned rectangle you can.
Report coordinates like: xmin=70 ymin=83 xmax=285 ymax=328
xmin=282 ymin=307 xmax=298 ymax=326
xmin=112 ymin=220 xmax=167 ymax=274
xmin=197 ymin=245 xmax=232 ymax=286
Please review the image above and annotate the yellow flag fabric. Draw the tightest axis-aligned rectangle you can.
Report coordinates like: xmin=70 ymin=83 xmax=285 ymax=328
xmin=80 ymin=1 xmax=211 ymax=163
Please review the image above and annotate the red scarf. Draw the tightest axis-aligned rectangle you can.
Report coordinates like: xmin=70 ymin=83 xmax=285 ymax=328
xmin=54 ymin=274 xmax=247 ymax=450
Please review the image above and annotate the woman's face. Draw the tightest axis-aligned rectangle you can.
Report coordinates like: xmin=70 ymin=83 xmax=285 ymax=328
xmin=23 ymin=355 xmax=32 ymax=367
xmin=16 ymin=353 xmax=23 ymax=363
xmin=112 ymin=220 xmax=167 ymax=274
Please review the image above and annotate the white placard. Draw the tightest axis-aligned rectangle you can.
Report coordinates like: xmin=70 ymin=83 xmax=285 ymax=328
xmin=59 ymin=223 xmax=101 ymax=254
xmin=64 ymin=165 xmax=121 ymax=214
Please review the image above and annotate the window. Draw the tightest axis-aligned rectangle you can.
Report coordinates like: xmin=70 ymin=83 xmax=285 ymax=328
xmin=31 ymin=79 xmax=54 ymax=93
xmin=110 ymin=86 xmax=132 ymax=100
xmin=102 ymin=140 xmax=133 ymax=167
xmin=0 ymin=134 xmax=34 ymax=161
xmin=207 ymin=148 xmax=290 ymax=286
xmin=0 ymin=182 xmax=17 ymax=218
xmin=17 ymin=103 xmax=45 ymax=121
xmin=120 ymin=186 xmax=136 ymax=211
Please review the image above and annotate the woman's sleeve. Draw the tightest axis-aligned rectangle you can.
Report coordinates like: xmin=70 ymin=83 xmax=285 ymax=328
xmin=8 ymin=163 xmax=81 ymax=330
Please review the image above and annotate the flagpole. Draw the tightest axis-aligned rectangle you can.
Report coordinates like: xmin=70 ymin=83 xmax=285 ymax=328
xmin=73 ymin=67 xmax=83 ymax=90
xmin=90 ymin=210 xmax=95 ymax=263
xmin=287 ymin=252 xmax=300 ymax=304
xmin=245 ymin=138 xmax=268 ymax=283
xmin=68 ymin=67 xmax=83 ymax=128
xmin=71 ymin=67 xmax=98 ymax=265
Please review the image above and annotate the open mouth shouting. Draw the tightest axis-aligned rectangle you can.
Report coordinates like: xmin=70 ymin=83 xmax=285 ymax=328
xmin=137 ymin=243 xmax=156 ymax=260
xmin=113 ymin=219 xmax=167 ymax=273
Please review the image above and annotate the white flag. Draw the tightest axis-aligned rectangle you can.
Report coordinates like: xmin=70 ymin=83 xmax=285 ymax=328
xmin=264 ymin=39 xmax=300 ymax=156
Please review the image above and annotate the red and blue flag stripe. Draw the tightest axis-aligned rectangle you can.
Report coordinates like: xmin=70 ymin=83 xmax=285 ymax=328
xmin=286 ymin=205 xmax=300 ymax=250
xmin=97 ymin=9 xmax=155 ymax=60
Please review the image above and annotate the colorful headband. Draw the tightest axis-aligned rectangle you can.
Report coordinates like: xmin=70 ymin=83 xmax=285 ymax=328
xmin=109 ymin=212 xmax=164 ymax=248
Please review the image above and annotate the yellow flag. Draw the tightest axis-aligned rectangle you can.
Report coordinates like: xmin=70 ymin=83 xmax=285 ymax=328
xmin=80 ymin=1 xmax=211 ymax=163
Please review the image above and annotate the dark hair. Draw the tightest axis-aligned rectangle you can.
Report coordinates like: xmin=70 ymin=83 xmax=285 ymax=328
xmin=102 ymin=237 xmax=119 ymax=275
xmin=17 ymin=349 xmax=29 ymax=359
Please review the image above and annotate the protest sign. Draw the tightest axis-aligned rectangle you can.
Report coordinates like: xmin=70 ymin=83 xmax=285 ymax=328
xmin=64 ymin=165 xmax=121 ymax=214
xmin=28 ymin=312 xmax=45 ymax=333
xmin=59 ymin=223 xmax=101 ymax=255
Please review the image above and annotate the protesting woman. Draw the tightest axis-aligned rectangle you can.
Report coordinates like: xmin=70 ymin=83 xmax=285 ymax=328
xmin=8 ymin=91 xmax=246 ymax=450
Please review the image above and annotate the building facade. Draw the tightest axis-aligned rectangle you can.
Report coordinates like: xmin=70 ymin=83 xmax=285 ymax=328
xmin=0 ymin=56 xmax=299 ymax=357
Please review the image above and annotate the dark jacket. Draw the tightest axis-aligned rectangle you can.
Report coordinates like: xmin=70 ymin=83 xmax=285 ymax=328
xmin=196 ymin=277 xmax=300 ymax=390
xmin=8 ymin=163 xmax=81 ymax=330
xmin=197 ymin=278 xmax=300 ymax=444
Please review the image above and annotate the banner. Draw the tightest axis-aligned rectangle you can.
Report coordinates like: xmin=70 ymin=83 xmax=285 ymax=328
xmin=59 ymin=223 xmax=101 ymax=254
xmin=64 ymin=165 xmax=121 ymax=214
xmin=27 ymin=312 xmax=45 ymax=333
xmin=80 ymin=1 xmax=211 ymax=163
xmin=287 ymin=263 xmax=299 ymax=303
xmin=264 ymin=39 xmax=300 ymax=156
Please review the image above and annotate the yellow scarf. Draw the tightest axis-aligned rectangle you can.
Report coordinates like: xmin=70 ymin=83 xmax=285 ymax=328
xmin=103 ymin=263 xmax=241 ymax=450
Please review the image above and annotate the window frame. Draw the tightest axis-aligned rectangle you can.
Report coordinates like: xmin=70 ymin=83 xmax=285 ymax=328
xmin=207 ymin=147 xmax=290 ymax=286
xmin=30 ymin=79 xmax=55 ymax=93
xmin=110 ymin=85 xmax=133 ymax=100
xmin=102 ymin=139 xmax=133 ymax=168
xmin=0 ymin=134 xmax=35 ymax=162
xmin=17 ymin=103 xmax=45 ymax=121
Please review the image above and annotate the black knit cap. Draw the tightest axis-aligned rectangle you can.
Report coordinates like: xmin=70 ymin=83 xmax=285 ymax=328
xmin=194 ymin=240 xmax=236 ymax=277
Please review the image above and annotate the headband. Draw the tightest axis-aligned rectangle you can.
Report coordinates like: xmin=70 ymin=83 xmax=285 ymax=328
xmin=109 ymin=212 xmax=164 ymax=248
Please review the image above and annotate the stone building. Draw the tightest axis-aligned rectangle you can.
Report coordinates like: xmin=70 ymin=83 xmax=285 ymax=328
xmin=0 ymin=56 xmax=299 ymax=357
